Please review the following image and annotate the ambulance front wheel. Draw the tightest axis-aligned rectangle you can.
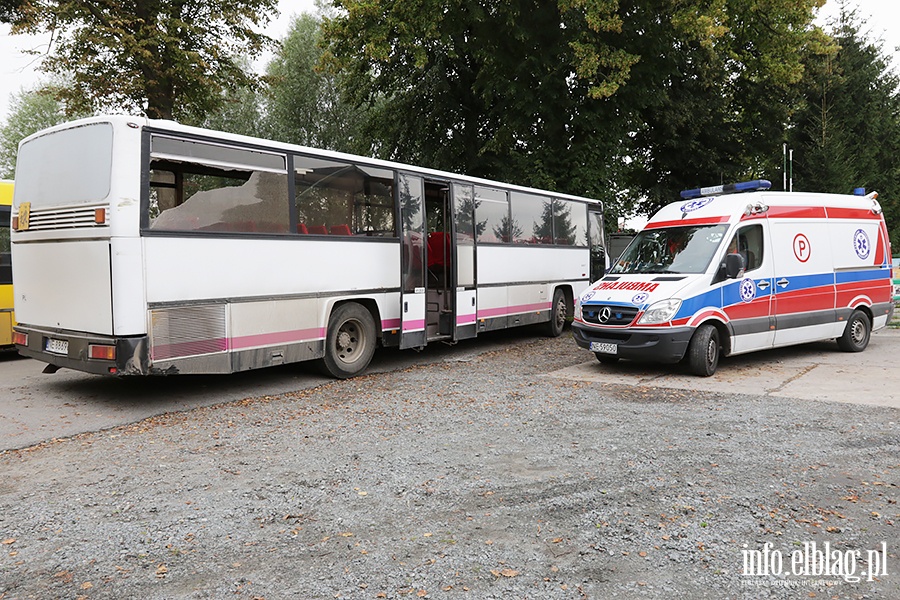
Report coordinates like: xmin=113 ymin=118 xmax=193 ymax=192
xmin=837 ymin=310 xmax=870 ymax=353
xmin=688 ymin=324 xmax=720 ymax=377
xmin=594 ymin=353 xmax=619 ymax=364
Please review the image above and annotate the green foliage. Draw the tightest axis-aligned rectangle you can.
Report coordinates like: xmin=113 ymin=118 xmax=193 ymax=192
xmin=321 ymin=0 xmax=827 ymax=225
xmin=0 ymin=87 xmax=70 ymax=178
xmin=8 ymin=0 xmax=277 ymax=121
xmin=788 ymin=6 xmax=900 ymax=246
xmin=265 ymin=13 xmax=367 ymax=153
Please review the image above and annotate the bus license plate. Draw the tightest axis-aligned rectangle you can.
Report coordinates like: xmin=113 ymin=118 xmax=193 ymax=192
xmin=590 ymin=342 xmax=617 ymax=355
xmin=46 ymin=338 xmax=68 ymax=355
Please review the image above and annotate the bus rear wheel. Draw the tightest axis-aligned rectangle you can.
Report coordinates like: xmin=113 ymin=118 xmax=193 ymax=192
xmin=320 ymin=303 xmax=377 ymax=379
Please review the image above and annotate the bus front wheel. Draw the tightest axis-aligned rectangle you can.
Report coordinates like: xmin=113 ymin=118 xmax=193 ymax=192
xmin=320 ymin=303 xmax=377 ymax=379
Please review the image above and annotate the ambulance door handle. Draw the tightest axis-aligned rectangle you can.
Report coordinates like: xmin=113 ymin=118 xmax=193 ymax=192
xmin=776 ymin=278 xmax=790 ymax=288
xmin=757 ymin=280 xmax=770 ymax=290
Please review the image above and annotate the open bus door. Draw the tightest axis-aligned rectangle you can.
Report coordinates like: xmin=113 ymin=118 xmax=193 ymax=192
xmin=452 ymin=183 xmax=477 ymax=341
xmin=399 ymin=173 xmax=427 ymax=350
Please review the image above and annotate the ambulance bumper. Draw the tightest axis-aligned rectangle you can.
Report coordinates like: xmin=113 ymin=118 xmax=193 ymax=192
xmin=572 ymin=321 xmax=693 ymax=364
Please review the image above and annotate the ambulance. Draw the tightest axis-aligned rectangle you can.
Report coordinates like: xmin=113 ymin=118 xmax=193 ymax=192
xmin=572 ymin=180 xmax=894 ymax=376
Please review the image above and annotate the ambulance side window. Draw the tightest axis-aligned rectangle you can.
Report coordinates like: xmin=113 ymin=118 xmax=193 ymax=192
xmin=717 ymin=224 xmax=764 ymax=280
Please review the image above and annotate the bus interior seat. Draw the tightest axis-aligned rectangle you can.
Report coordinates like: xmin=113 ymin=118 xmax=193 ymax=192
xmin=309 ymin=225 xmax=328 ymax=235
xmin=331 ymin=224 xmax=352 ymax=236
xmin=297 ymin=223 xmax=308 ymax=234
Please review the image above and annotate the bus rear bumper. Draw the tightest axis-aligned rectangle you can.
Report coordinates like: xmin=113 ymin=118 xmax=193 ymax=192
xmin=572 ymin=321 xmax=693 ymax=364
xmin=13 ymin=325 xmax=153 ymax=375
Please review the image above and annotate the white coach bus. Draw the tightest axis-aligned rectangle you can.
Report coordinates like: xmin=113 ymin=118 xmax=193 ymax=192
xmin=10 ymin=116 xmax=607 ymax=378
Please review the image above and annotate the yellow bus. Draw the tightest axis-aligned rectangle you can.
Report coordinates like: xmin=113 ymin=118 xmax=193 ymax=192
xmin=0 ymin=180 xmax=13 ymax=347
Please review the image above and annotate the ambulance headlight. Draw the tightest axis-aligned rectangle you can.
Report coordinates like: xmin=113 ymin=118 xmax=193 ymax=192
xmin=637 ymin=299 xmax=682 ymax=325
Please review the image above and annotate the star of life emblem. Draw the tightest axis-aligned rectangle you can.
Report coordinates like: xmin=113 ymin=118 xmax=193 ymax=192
xmin=739 ymin=277 xmax=756 ymax=303
xmin=854 ymin=229 xmax=870 ymax=259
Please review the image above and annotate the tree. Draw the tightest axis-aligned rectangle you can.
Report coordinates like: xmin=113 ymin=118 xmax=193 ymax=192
xmin=788 ymin=4 xmax=900 ymax=246
xmin=321 ymin=0 xmax=828 ymax=225
xmin=265 ymin=12 xmax=367 ymax=153
xmin=0 ymin=87 xmax=70 ymax=178
xmin=6 ymin=0 xmax=277 ymax=121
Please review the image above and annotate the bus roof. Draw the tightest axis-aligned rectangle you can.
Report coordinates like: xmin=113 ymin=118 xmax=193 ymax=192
xmin=19 ymin=115 xmax=603 ymax=207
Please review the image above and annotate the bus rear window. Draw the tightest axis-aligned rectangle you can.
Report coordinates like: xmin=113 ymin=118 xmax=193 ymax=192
xmin=15 ymin=122 xmax=114 ymax=207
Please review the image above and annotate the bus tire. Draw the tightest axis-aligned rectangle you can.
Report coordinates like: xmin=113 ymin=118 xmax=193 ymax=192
xmin=837 ymin=310 xmax=870 ymax=352
xmin=543 ymin=288 xmax=567 ymax=337
xmin=687 ymin=323 xmax=720 ymax=377
xmin=320 ymin=302 xmax=377 ymax=379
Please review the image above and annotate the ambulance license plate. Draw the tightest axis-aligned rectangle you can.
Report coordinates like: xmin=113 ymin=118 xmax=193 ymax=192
xmin=590 ymin=342 xmax=617 ymax=355
xmin=45 ymin=338 xmax=68 ymax=355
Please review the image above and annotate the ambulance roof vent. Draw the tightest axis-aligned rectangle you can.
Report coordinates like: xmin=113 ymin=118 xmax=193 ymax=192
xmin=679 ymin=179 xmax=772 ymax=200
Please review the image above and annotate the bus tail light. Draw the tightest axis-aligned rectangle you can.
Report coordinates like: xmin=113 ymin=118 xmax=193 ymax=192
xmin=94 ymin=208 xmax=106 ymax=224
xmin=11 ymin=216 xmax=19 ymax=230
xmin=13 ymin=331 xmax=27 ymax=346
xmin=89 ymin=344 xmax=116 ymax=360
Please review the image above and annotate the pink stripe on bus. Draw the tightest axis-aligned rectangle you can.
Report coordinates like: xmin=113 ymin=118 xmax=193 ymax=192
xmin=478 ymin=301 xmax=551 ymax=319
xmin=382 ymin=318 xmax=402 ymax=329
xmin=229 ymin=327 xmax=326 ymax=351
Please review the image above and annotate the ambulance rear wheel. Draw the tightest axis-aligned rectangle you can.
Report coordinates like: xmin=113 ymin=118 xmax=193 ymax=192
xmin=688 ymin=324 xmax=720 ymax=377
xmin=837 ymin=310 xmax=870 ymax=352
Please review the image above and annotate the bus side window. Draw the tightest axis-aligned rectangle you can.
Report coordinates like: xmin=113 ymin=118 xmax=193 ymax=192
xmin=148 ymin=136 xmax=290 ymax=234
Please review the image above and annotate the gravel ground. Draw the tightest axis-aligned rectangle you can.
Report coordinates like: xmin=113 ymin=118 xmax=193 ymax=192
xmin=0 ymin=331 xmax=898 ymax=600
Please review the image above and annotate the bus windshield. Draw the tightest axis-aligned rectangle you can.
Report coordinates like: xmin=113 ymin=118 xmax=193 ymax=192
xmin=610 ymin=224 xmax=728 ymax=274
xmin=15 ymin=122 xmax=114 ymax=207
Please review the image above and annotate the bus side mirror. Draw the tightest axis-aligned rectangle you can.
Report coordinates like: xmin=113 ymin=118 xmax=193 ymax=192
xmin=725 ymin=253 xmax=745 ymax=279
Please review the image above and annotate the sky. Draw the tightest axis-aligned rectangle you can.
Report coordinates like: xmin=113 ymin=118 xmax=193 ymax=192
xmin=0 ymin=0 xmax=898 ymax=124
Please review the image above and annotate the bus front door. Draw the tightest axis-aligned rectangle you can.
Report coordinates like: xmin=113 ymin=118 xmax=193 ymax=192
xmin=399 ymin=174 xmax=427 ymax=350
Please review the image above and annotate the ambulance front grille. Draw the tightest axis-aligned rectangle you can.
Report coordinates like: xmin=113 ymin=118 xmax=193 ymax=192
xmin=582 ymin=305 xmax=639 ymax=326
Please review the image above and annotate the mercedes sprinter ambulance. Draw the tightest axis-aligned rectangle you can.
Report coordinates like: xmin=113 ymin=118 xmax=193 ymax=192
xmin=572 ymin=180 xmax=893 ymax=376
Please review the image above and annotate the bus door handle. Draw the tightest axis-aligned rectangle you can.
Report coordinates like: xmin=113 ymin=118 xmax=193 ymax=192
xmin=776 ymin=278 xmax=790 ymax=289
xmin=404 ymin=301 xmax=408 ymax=313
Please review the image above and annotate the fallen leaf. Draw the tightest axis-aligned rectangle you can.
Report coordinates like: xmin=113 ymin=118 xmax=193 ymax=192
xmin=1 ymin=539 xmax=15 ymax=545
xmin=491 ymin=568 xmax=519 ymax=578
xmin=80 ymin=582 xmax=93 ymax=590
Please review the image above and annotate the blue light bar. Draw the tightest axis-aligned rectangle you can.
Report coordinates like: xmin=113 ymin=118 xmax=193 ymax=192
xmin=679 ymin=179 xmax=772 ymax=200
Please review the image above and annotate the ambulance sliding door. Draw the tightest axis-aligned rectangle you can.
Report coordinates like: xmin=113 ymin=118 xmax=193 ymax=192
xmin=767 ymin=210 xmax=837 ymax=346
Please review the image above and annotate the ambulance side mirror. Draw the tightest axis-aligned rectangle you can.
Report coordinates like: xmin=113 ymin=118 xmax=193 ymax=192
xmin=725 ymin=253 xmax=745 ymax=279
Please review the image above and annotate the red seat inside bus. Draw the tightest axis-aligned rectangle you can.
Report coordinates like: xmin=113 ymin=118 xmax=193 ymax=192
xmin=427 ymin=232 xmax=450 ymax=267
xmin=331 ymin=224 xmax=352 ymax=236
xmin=308 ymin=225 xmax=328 ymax=235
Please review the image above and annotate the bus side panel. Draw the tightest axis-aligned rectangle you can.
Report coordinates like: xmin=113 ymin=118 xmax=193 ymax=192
xmin=229 ymin=297 xmax=323 ymax=372
xmin=477 ymin=245 xmax=589 ymax=284
xmin=476 ymin=245 xmax=588 ymax=331
xmin=13 ymin=240 xmax=113 ymax=335
xmin=143 ymin=238 xmax=400 ymax=303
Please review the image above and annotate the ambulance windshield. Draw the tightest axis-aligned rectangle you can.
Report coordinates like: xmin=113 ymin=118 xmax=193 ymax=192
xmin=610 ymin=224 xmax=728 ymax=274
